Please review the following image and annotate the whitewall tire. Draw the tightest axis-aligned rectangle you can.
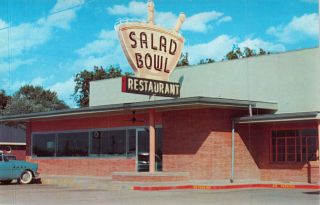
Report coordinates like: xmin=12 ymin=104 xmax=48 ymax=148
xmin=19 ymin=170 xmax=33 ymax=184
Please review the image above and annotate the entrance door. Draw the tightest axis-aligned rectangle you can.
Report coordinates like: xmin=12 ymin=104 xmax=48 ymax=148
xmin=136 ymin=128 xmax=162 ymax=172
xmin=136 ymin=129 xmax=149 ymax=172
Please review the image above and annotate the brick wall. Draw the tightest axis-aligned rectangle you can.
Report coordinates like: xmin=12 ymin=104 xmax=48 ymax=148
xmin=161 ymin=108 xmax=259 ymax=180
xmin=238 ymin=121 xmax=319 ymax=184
xmin=11 ymin=146 xmax=26 ymax=160
xmin=27 ymin=157 xmax=135 ymax=176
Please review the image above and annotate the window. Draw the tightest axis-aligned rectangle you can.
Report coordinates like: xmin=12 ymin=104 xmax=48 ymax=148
xmin=32 ymin=127 xmax=162 ymax=158
xmin=127 ymin=129 xmax=136 ymax=157
xmin=90 ymin=130 xmax=127 ymax=157
xmin=57 ymin=132 xmax=89 ymax=157
xmin=271 ymin=129 xmax=318 ymax=163
xmin=32 ymin=134 xmax=56 ymax=157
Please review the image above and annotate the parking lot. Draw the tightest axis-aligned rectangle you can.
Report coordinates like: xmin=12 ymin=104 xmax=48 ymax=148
xmin=0 ymin=184 xmax=319 ymax=205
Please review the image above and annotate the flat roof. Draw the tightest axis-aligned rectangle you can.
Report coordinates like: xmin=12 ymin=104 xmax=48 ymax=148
xmin=0 ymin=96 xmax=277 ymax=122
xmin=235 ymin=111 xmax=320 ymax=124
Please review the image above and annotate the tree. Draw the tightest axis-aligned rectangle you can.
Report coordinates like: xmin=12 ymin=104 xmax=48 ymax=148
xmin=225 ymin=48 xmax=243 ymax=60
xmin=243 ymin=47 xmax=255 ymax=58
xmin=73 ymin=65 xmax=131 ymax=107
xmin=176 ymin=52 xmax=189 ymax=67
xmin=1 ymin=85 xmax=68 ymax=115
xmin=0 ymin=90 xmax=10 ymax=110
xmin=225 ymin=47 xmax=269 ymax=60
xmin=199 ymin=58 xmax=215 ymax=65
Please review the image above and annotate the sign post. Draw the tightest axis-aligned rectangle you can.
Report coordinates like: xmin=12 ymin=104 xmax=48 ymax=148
xmin=115 ymin=0 xmax=186 ymax=173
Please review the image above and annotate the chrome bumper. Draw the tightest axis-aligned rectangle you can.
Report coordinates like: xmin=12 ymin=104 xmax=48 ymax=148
xmin=34 ymin=172 xmax=40 ymax=179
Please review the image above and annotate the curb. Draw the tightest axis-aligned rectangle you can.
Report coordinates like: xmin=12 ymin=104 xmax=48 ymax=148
xmin=132 ymin=183 xmax=320 ymax=191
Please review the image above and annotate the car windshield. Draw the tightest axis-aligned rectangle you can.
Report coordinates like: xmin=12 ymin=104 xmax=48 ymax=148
xmin=3 ymin=154 xmax=9 ymax=162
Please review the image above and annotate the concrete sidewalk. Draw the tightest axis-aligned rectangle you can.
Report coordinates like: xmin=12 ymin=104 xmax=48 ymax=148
xmin=39 ymin=175 xmax=320 ymax=191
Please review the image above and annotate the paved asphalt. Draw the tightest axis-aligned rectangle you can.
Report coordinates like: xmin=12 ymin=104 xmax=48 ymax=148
xmin=0 ymin=184 xmax=319 ymax=205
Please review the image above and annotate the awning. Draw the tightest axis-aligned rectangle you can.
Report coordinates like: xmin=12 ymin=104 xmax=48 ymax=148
xmin=0 ymin=96 xmax=277 ymax=122
xmin=235 ymin=111 xmax=320 ymax=124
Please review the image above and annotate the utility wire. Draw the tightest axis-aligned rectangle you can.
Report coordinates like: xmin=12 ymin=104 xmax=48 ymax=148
xmin=0 ymin=0 xmax=95 ymax=32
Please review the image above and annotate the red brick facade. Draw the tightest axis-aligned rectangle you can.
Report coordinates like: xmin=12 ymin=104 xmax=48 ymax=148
xmin=27 ymin=157 xmax=135 ymax=176
xmin=238 ymin=121 xmax=319 ymax=184
xmin=26 ymin=108 xmax=319 ymax=183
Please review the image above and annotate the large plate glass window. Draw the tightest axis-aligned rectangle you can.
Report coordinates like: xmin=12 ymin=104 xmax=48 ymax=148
xmin=57 ymin=132 xmax=89 ymax=157
xmin=32 ymin=133 xmax=56 ymax=157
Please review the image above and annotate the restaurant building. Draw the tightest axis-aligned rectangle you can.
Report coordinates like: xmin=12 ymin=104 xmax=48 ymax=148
xmin=0 ymin=124 xmax=26 ymax=160
xmin=0 ymin=47 xmax=319 ymax=183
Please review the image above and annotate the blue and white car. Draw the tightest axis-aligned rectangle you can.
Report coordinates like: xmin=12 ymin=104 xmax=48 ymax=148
xmin=0 ymin=151 xmax=39 ymax=184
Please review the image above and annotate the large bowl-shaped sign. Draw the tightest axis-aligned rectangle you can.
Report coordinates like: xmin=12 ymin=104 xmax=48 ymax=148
xmin=117 ymin=22 xmax=184 ymax=81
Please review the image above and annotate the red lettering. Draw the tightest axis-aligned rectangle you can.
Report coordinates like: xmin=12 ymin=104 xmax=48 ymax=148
xmin=135 ymin=53 xmax=143 ymax=68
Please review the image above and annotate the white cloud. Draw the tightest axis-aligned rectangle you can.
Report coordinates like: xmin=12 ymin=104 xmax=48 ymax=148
xmin=0 ymin=58 xmax=36 ymax=73
xmin=48 ymin=77 xmax=76 ymax=107
xmin=76 ymin=30 xmax=118 ymax=57
xmin=187 ymin=35 xmax=286 ymax=64
xmin=107 ymin=0 xmax=147 ymax=16
xmin=154 ymin=12 xmax=177 ymax=29
xmin=30 ymin=76 xmax=47 ymax=86
xmin=51 ymin=0 xmax=85 ymax=13
xmin=217 ymin=16 xmax=232 ymax=25
xmin=72 ymin=29 xmax=129 ymax=72
xmin=107 ymin=1 xmax=231 ymax=32
xmin=267 ymin=13 xmax=319 ymax=43
xmin=239 ymin=38 xmax=286 ymax=53
xmin=188 ymin=35 xmax=237 ymax=64
xmin=0 ymin=19 xmax=9 ymax=29
xmin=0 ymin=75 xmax=75 ymax=107
xmin=0 ymin=0 xmax=84 ymax=59
xmin=183 ymin=11 xmax=223 ymax=32
xmin=0 ymin=75 xmax=47 ymax=95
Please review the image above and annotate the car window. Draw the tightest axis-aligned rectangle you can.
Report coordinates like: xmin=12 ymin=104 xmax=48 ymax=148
xmin=3 ymin=155 xmax=9 ymax=162
xmin=0 ymin=154 xmax=3 ymax=162
xmin=5 ymin=155 xmax=16 ymax=160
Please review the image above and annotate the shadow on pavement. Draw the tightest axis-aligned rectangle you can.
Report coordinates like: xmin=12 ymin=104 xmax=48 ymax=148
xmin=303 ymin=191 xmax=320 ymax=195
xmin=0 ymin=178 xmax=42 ymax=185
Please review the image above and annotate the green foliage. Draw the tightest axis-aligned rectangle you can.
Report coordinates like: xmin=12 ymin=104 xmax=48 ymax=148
xmin=225 ymin=48 xmax=243 ymax=60
xmin=225 ymin=47 xmax=270 ymax=60
xmin=176 ymin=52 xmax=189 ymax=67
xmin=1 ymin=85 xmax=69 ymax=116
xmin=73 ymin=65 xmax=132 ymax=107
xmin=199 ymin=58 xmax=215 ymax=65
xmin=0 ymin=90 xmax=10 ymax=110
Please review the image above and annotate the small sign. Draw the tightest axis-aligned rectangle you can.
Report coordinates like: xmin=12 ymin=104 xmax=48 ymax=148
xmin=122 ymin=76 xmax=180 ymax=97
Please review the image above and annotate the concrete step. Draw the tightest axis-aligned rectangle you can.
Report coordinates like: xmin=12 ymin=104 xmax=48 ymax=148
xmin=41 ymin=175 xmax=131 ymax=190
xmin=40 ymin=175 xmax=320 ymax=191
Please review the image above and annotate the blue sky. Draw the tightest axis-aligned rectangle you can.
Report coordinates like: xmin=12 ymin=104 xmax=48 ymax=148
xmin=0 ymin=0 xmax=319 ymax=107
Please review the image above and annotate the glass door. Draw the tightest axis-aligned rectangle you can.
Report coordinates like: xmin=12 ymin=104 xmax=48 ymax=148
xmin=136 ymin=128 xmax=149 ymax=172
xmin=136 ymin=128 xmax=163 ymax=172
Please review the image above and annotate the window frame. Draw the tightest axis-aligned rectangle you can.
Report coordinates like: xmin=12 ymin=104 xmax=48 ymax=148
xmin=270 ymin=128 xmax=318 ymax=163
xmin=31 ymin=125 xmax=162 ymax=159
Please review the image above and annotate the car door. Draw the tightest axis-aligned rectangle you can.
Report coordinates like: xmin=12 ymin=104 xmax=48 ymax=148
xmin=0 ymin=154 xmax=13 ymax=180
xmin=11 ymin=161 xmax=24 ymax=179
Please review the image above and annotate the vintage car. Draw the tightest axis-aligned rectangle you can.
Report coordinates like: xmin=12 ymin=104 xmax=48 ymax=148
xmin=0 ymin=151 xmax=39 ymax=184
xmin=137 ymin=152 xmax=162 ymax=172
